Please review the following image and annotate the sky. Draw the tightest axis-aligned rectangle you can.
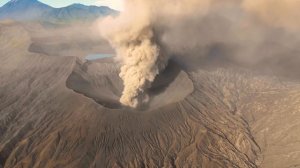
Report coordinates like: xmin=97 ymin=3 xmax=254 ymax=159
xmin=0 ymin=0 xmax=124 ymax=10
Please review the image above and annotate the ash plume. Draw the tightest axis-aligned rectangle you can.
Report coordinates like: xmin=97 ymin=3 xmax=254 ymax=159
xmin=100 ymin=2 xmax=166 ymax=108
xmin=100 ymin=0 xmax=210 ymax=107
xmin=157 ymin=0 xmax=300 ymax=79
xmin=99 ymin=0 xmax=300 ymax=107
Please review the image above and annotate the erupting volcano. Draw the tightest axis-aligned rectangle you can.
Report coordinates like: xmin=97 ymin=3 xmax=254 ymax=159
xmin=2 ymin=0 xmax=300 ymax=168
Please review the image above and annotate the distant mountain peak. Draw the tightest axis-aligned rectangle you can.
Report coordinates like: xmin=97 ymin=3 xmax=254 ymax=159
xmin=70 ymin=3 xmax=85 ymax=6
xmin=4 ymin=0 xmax=47 ymax=7
xmin=68 ymin=3 xmax=88 ymax=9
xmin=8 ymin=0 xmax=38 ymax=3
xmin=0 ymin=0 xmax=118 ymax=23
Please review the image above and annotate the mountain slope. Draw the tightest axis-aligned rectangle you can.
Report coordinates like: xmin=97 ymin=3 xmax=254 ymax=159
xmin=0 ymin=22 xmax=260 ymax=168
xmin=2 ymin=21 xmax=300 ymax=168
xmin=0 ymin=0 xmax=118 ymax=22
xmin=0 ymin=0 xmax=52 ymax=20
xmin=43 ymin=4 xmax=117 ymax=23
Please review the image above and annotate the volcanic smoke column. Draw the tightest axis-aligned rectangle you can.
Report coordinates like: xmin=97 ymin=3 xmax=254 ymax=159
xmin=101 ymin=0 xmax=168 ymax=108
xmin=116 ymin=26 xmax=165 ymax=108
xmin=101 ymin=0 xmax=211 ymax=108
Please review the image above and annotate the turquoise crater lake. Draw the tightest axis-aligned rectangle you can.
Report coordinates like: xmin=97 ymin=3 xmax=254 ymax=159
xmin=85 ymin=54 xmax=113 ymax=60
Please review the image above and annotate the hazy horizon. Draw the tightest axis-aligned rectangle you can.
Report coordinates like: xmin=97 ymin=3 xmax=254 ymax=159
xmin=0 ymin=0 xmax=124 ymax=10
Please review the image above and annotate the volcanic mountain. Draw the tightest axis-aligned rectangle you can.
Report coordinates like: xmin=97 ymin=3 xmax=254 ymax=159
xmin=0 ymin=0 xmax=117 ymax=22
xmin=1 ymin=21 xmax=300 ymax=168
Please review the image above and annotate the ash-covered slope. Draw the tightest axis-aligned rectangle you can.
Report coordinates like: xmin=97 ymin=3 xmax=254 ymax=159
xmin=1 ymin=22 xmax=300 ymax=168
xmin=240 ymin=82 xmax=300 ymax=168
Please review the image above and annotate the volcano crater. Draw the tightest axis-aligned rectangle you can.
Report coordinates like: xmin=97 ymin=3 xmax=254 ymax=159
xmin=66 ymin=59 xmax=194 ymax=112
